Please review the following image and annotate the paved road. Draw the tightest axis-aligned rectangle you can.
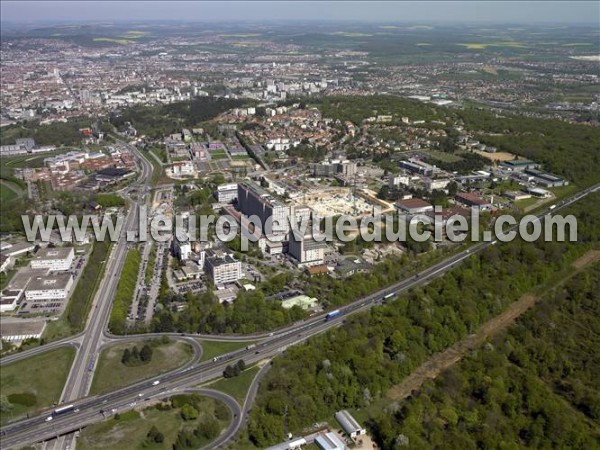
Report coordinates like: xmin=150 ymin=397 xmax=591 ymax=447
xmin=1 ymin=183 xmax=598 ymax=449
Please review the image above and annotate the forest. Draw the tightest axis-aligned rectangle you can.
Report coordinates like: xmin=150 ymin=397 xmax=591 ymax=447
xmin=109 ymin=96 xmax=248 ymax=138
xmin=369 ymin=264 xmax=600 ymax=449
xmin=238 ymin=193 xmax=600 ymax=447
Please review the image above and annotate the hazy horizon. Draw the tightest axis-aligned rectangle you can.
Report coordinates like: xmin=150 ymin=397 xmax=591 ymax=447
xmin=1 ymin=1 xmax=598 ymax=25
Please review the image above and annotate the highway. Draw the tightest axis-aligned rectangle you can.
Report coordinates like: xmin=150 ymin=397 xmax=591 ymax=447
xmin=1 ymin=182 xmax=597 ymax=449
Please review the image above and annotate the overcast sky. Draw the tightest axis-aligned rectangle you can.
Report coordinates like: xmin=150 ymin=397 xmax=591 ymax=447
xmin=1 ymin=1 xmax=598 ymax=24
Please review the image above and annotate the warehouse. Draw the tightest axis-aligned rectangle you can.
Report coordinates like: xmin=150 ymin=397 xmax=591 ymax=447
xmin=335 ymin=410 xmax=366 ymax=439
xmin=24 ymin=273 xmax=74 ymax=301
xmin=315 ymin=432 xmax=347 ymax=450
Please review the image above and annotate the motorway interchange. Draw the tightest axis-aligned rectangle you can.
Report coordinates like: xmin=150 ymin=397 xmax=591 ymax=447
xmin=1 ymin=146 xmax=597 ymax=450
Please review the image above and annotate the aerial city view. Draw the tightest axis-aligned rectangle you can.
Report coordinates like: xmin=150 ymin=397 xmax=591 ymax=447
xmin=0 ymin=1 xmax=598 ymax=449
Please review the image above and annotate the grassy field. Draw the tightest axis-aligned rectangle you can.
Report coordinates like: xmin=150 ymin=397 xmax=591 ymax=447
xmin=0 ymin=180 xmax=23 ymax=202
xmin=207 ymin=365 xmax=261 ymax=404
xmin=0 ymin=347 xmax=76 ymax=425
xmin=198 ymin=340 xmax=253 ymax=362
xmin=420 ymin=149 xmax=463 ymax=163
xmin=77 ymin=394 xmax=230 ymax=450
xmin=90 ymin=340 xmax=194 ymax=395
xmin=514 ymin=196 xmax=540 ymax=211
xmin=210 ymin=150 xmax=228 ymax=160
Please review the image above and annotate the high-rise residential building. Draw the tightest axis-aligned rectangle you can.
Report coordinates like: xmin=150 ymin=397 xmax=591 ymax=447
xmin=205 ymin=249 xmax=242 ymax=285
xmin=237 ymin=181 xmax=289 ymax=236
xmin=288 ymin=233 xmax=328 ymax=268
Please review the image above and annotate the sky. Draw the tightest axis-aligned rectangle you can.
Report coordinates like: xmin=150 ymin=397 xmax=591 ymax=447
xmin=1 ymin=1 xmax=598 ymax=24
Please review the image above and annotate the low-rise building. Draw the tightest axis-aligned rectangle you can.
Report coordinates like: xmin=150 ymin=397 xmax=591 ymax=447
xmin=30 ymin=247 xmax=74 ymax=271
xmin=315 ymin=432 xmax=347 ymax=450
xmin=395 ymin=198 xmax=433 ymax=215
xmin=24 ymin=273 xmax=74 ymax=301
xmin=455 ymin=192 xmax=493 ymax=211
xmin=335 ymin=410 xmax=366 ymax=439
xmin=216 ymin=183 xmax=239 ymax=203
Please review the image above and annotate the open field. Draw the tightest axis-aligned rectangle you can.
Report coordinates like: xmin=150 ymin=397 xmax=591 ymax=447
xmin=210 ymin=150 xmax=228 ymax=160
xmin=207 ymin=365 xmax=261 ymax=404
xmin=0 ymin=180 xmax=23 ymax=202
xmin=473 ymin=150 xmax=518 ymax=162
xmin=0 ymin=347 xmax=76 ymax=425
xmin=420 ymin=149 xmax=463 ymax=163
xmin=457 ymin=41 xmax=527 ymax=50
xmin=77 ymin=394 xmax=230 ymax=450
xmin=90 ymin=340 xmax=194 ymax=395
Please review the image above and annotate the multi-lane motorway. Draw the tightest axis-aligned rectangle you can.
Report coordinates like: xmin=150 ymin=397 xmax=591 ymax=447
xmin=1 ymin=175 xmax=598 ymax=448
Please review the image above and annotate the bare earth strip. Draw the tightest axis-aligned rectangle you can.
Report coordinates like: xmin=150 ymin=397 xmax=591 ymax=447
xmin=572 ymin=249 xmax=600 ymax=270
xmin=387 ymin=249 xmax=600 ymax=401
xmin=473 ymin=150 xmax=518 ymax=162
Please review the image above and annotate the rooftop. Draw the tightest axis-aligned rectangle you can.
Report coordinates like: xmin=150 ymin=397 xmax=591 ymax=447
xmin=32 ymin=246 xmax=73 ymax=262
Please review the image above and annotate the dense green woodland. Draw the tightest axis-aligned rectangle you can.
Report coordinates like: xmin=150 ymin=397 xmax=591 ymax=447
xmin=370 ymin=265 xmax=600 ymax=449
xmin=238 ymin=194 xmax=600 ymax=447
xmin=109 ymin=97 xmax=247 ymax=138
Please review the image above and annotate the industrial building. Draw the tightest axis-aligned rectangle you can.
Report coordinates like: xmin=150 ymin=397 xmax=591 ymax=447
xmin=30 ymin=247 xmax=74 ymax=271
xmin=395 ymin=197 xmax=433 ymax=215
xmin=24 ymin=273 xmax=74 ymax=301
xmin=335 ymin=410 xmax=366 ymax=439
xmin=315 ymin=432 xmax=347 ymax=450
xmin=455 ymin=192 xmax=493 ymax=211
xmin=500 ymin=159 xmax=539 ymax=172
xmin=265 ymin=437 xmax=307 ymax=450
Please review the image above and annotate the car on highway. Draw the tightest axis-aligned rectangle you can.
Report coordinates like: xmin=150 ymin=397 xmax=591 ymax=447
xmin=152 ymin=380 xmax=160 ymax=386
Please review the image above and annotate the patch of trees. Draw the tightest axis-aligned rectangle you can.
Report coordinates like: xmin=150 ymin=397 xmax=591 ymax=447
xmin=0 ymin=116 xmax=92 ymax=147
xmin=109 ymin=248 xmax=141 ymax=334
xmin=425 ymin=152 xmax=489 ymax=174
xmin=65 ymin=240 xmax=111 ymax=334
xmin=317 ymin=95 xmax=443 ymax=125
xmin=145 ymin=425 xmax=164 ymax=444
xmin=110 ymin=97 xmax=247 ymax=138
xmin=369 ymin=265 xmax=600 ymax=449
xmin=95 ymin=193 xmax=125 ymax=208
xmin=242 ymin=194 xmax=600 ymax=447
xmin=121 ymin=343 xmax=153 ymax=366
xmin=223 ymin=360 xmax=246 ymax=378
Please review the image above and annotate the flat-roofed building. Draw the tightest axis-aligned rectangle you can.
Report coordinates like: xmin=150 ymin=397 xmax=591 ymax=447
xmin=216 ymin=183 xmax=239 ymax=203
xmin=205 ymin=250 xmax=242 ymax=286
xmin=265 ymin=437 xmax=307 ymax=450
xmin=30 ymin=247 xmax=74 ymax=271
xmin=455 ymin=192 xmax=493 ymax=211
xmin=24 ymin=273 xmax=73 ymax=301
xmin=395 ymin=198 xmax=433 ymax=215
xmin=289 ymin=234 xmax=328 ymax=268
xmin=335 ymin=410 xmax=366 ymax=439
xmin=0 ymin=319 xmax=46 ymax=342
